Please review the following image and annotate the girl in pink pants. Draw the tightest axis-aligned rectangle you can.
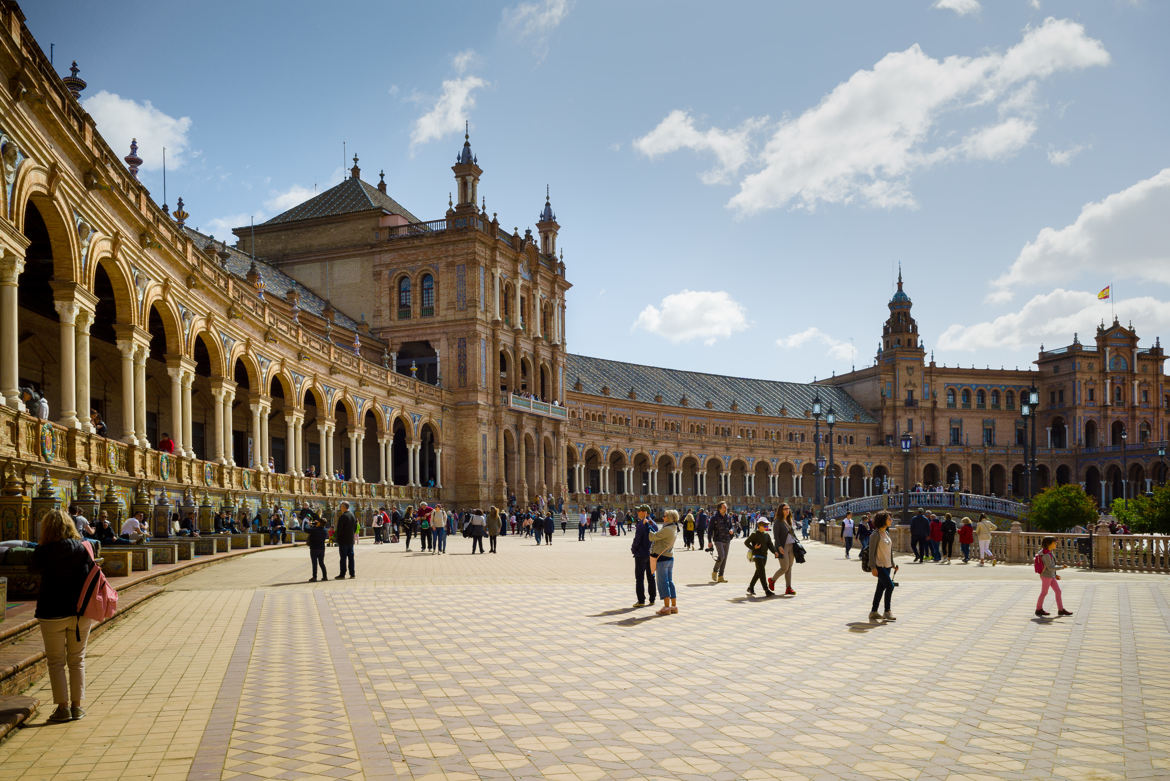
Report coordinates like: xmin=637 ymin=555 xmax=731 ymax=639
xmin=1035 ymin=537 xmax=1073 ymax=618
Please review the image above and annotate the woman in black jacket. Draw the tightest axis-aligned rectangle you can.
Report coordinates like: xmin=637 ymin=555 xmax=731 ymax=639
xmin=31 ymin=508 xmax=96 ymax=722
xmin=306 ymin=519 xmax=328 ymax=581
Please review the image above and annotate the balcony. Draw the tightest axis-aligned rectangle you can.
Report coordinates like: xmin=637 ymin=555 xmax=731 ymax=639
xmin=508 ymin=393 xmax=568 ymax=420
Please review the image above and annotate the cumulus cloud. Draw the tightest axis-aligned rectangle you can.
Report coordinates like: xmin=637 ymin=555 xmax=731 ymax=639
xmin=939 ymin=288 xmax=1170 ymax=351
xmin=1047 ymin=143 xmax=1087 ymax=166
xmin=264 ymin=184 xmax=316 ymax=213
xmin=202 ymin=183 xmax=318 ymax=242
xmin=988 ymin=167 xmax=1170 ymax=303
xmin=777 ymin=327 xmax=858 ymax=361
xmin=410 ymin=52 xmax=488 ymax=150
xmin=504 ymin=0 xmax=571 ymax=56
xmin=202 ymin=213 xmax=250 ymax=244
xmin=634 ymin=110 xmax=768 ymax=184
xmin=635 ymin=18 xmax=1109 ymax=214
xmin=632 ymin=290 xmax=749 ymax=345
xmin=934 ymin=0 xmax=981 ymax=15
xmin=83 ymin=90 xmax=193 ymax=171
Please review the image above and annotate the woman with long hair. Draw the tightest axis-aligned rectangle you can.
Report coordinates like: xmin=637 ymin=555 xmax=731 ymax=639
xmin=32 ymin=508 xmax=97 ymax=722
xmin=486 ymin=506 xmax=501 ymax=553
xmin=769 ymin=503 xmax=799 ymax=596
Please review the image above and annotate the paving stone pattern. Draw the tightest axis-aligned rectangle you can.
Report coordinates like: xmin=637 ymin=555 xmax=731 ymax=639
xmin=2 ymin=533 xmax=1169 ymax=780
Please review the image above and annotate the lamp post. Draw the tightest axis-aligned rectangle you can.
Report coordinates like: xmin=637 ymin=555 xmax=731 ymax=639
xmin=812 ymin=391 xmax=823 ymax=508
xmin=826 ymin=407 xmax=836 ymax=505
xmin=900 ymin=433 xmax=913 ymax=525
xmin=1028 ymin=385 xmax=1040 ymax=498
xmin=1158 ymin=445 xmax=1166 ymax=487
xmin=1021 ymin=400 xmax=1032 ymax=500
xmin=1121 ymin=427 xmax=1128 ymax=509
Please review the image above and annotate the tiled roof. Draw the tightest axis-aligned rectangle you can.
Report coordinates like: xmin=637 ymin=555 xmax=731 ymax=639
xmin=182 ymin=226 xmax=380 ymax=346
xmin=261 ymin=176 xmax=422 ymax=226
xmin=565 ymin=354 xmax=876 ymax=423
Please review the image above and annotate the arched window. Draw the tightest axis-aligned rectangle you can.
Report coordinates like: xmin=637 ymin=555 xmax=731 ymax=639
xmin=1006 ymin=390 xmax=1015 ymax=410
xmin=420 ymin=274 xmax=435 ymax=316
xmin=991 ymin=390 xmax=1000 ymax=409
xmin=397 ymin=277 xmax=412 ymax=319
xmin=976 ymin=390 xmax=986 ymax=408
xmin=960 ymin=389 xmax=971 ymax=408
xmin=1115 ymin=385 xmax=1123 ymax=403
xmin=946 ymin=389 xmax=956 ymax=408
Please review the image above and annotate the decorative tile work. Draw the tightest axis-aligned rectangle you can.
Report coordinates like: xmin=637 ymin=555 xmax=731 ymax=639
xmin=455 ymin=264 xmax=467 ymax=311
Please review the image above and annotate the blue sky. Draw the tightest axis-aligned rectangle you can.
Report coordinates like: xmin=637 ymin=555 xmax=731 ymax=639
xmin=25 ymin=0 xmax=1170 ymax=382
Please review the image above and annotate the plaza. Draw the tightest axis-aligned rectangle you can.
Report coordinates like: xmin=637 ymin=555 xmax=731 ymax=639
xmin=3 ymin=534 xmax=1170 ymax=780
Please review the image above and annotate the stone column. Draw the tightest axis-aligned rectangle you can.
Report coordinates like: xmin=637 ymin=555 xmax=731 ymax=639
xmin=378 ymin=437 xmax=388 ymax=483
xmin=116 ymin=340 xmax=137 ymax=444
xmin=0 ymin=252 xmax=25 ymax=410
xmin=285 ymin=415 xmax=298 ymax=473
xmin=514 ymin=283 xmax=522 ymax=329
xmin=75 ymin=308 xmax=93 ymax=432
xmin=259 ymin=403 xmax=271 ymax=471
xmin=534 ymin=294 xmax=543 ymax=338
xmin=355 ymin=433 xmax=365 ymax=483
xmin=221 ymin=385 xmax=235 ymax=466
xmin=435 ymin=447 xmax=443 ymax=488
xmin=53 ymin=299 xmax=80 ymax=428
xmin=181 ymin=371 xmax=195 ymax=458
xmin=210 ymin=386 xmax=226 ymax=463
xmin=795 ymin=475 xmax=802 ymax=497
xmin=294 ymin=415 xmax=304 ymax=475
xmin=412 ymin=444 xmax=421 ymax=486
xmin=167 ymin=366 xmax=185 ymax=455
xmin=250 ymin=402 xmax=263 ymax=469
xmin=493 ymin=270 xmax=501 ymax=319
xmin=133 ymin=343 xmax=150 ymax=448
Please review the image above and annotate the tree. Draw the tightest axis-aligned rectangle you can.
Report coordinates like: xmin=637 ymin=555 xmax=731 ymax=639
xmin=1109 ymin=485 xmax=1170 ymax=534
xmin=1027 ymin=484 xmax=1098 ymax=532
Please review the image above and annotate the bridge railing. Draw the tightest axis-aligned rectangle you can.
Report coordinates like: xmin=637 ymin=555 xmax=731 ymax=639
xmin=823 ymin=492 xmax=1027 ymax=520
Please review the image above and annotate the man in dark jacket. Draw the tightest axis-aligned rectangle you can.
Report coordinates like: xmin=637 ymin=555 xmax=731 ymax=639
xmin=709 ymin=502 xmax=734 ymax=583
xmin=696 ymin=509 xmax=709 ymax=550
xmin=334 ymin=501 xmax=357 ymax=579
xmin=306 ymin=518 xmax=328 ymax=581
xmin=909 ymin=508 xmax=930 ymax=563
xmin=630 ymin=504 xmax=657 ymax=607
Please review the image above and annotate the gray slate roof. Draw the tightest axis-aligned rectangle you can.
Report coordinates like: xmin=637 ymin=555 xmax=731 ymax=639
xmin=182 ymin=226 xmax=378 ymax=345
xmin=261 ymin=176 xmax=422 ymax=226
xmin=566 ymin=354 xmax=875 ymax=423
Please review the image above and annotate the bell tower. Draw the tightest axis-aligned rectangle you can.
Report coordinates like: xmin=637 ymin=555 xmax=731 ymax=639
xmin=451 ymin=123 xmax=482 ymax=212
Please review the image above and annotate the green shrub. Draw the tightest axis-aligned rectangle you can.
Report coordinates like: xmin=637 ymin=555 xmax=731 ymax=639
xmin=1028 ymin=484 xmax=1098 ymax=532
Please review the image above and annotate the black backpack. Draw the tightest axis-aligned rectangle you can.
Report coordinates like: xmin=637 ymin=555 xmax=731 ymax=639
xmin=859 ymin=546 xmax=871 ymax=572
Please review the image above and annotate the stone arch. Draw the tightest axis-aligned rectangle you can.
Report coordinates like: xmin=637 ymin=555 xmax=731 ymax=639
xmin=419 ymin=420 xmax=439 ymax=487
xmin=391 ymin=415 xmax=412 ymax=485
xmin=777 ymin=461 xmax=795 ymax=498
xmin=189 ymin=328 xmax=227 ymax=379
xmin=268 ymin=370 xmax=295 ymax=405
xmin=922 ymin=463 xmax=941 ymax=487
xmin=519 ymin=355 xmax=533 ymax=395
xmin=229 ymin=348 xmax=263 ymax=394
xmin=608 ymin=449 xmax=628 ymax=494
xmin=1050 ymin=416 xmax=1068 ymax=449
xmin=729 ymin=458 xmax=748 ymax=496
xmin=498 ymin=348 xmax=514 ymax=393
xmin=872 ymin=465 xmax=890 ymax=493
xmin=970 ymin=463 xmax=985 ymax=493
xmin=632 ymin=451 xmax=653 ymax=496
xmin=656 ymin=453 xmax=675 ymax=495
xmin=89 ymin=254 xmax=137 ymax=329
xmin=583 ymin=447 xmax=603 ymax=494
xmin=705 ymin=457 xmax=722 ymax=498
xmin=1055 ymin=464 xmax=1071 ymax=486
xmin=1111 ymin=420 xmax=1126 ymax=446
xmin=989 ymin=464 xmax=1007 ymax=496
xmin=681 ymin=455 xmax=699 ymax=496
xmin=539 ymin=362 xmax=552 ymax=402
xmin=523 ymin=431 xmax=538 ymax=493
xmin=754 ymin=460 xmax=770 ymax=498
xmin=848 ymin=464 xmax=865 ymax=498
xmin=14 ymin=170 xmax=79 ymax=284
xmin=542 ymin=434 xmax=556 ymax=492
xmin=1084 ymin=419 xmax=1098 ymax=448
xmin=945 ymin=463 xmax=962 ymax=490
xmin=143 ymin=295 xmax=183 ymax=355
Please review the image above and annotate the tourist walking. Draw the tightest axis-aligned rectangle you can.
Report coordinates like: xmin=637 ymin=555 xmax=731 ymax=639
xmin=578 ymin=508 xmax=587 ymax=540
xmin=941 ymin=513 xmax=957 ymax=563
xmin=682 ymin=512 xmax=696 ymax=550
xmin=334 ymin=501 xmax=357 ymax=579
xmin=544 ymin=511 xmax=556 ymax=545
xmin=745 ymin=518 xmax=778 ymax=597
xmin=910 ymin=508 xmax=929 ymax=563
xmin=696 ymin=508 xmax=708 ymax=550
xmin=306 ymin=518 xmax=328 ymax=581
xmin=976 ymin=514 xmax=997 ymax=566
xmin=487 ymin=506 xmax=501 ymax=553
xmin=929 ymin=513 xmax=943 ymax=563
xmin=31 ymin=509 xmax=95 ymax=722
xmin=432 ymin=504 xmax=449 ymax=554
xmin=1035 ymin=536 xmax=1074 ymax=617
xmin=842 ymin=511 xmax=855 ymax=559
xmin=403 ymin=507 xmax=416 ymax=551
xmin=418 ymin=504 xmax=433 ymax=552
xmin=709 ymin=502 xmax=733 ymax=583
xmin=868 ymin=510 xmax=898 ymax=622
xmin=372 ymin=507 xmax=385 ymax=544
xmin=856 ymin=514 xmax=872 ymax=551
xmin=768 ymin=502 xmax=799 ymax=596
xmin=958 ymin=517 xmax=975 ymax=563
xmin=630 ymin=504 xmax=657 ymax=606
xmin=649 ymin=509 xmax=679 ymax=614
xmin=468 ymin=508 xmax=486 ymax=553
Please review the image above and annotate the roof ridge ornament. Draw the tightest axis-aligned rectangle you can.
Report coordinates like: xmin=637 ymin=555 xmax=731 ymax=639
xmin=124 ymin=138 xmax=142 ymax=179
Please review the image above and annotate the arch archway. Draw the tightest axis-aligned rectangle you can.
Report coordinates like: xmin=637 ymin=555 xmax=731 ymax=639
xmin=1129 ymin=463 xmax=1146 ymax=496
xmin=681 ymin=456 xmax=699 ymax=497
xmin=945 ymin=463 xmax=962 ymax=491
xmin=303 ymin=385 xmax=327 ymax=476
xmin=755 ymin=460 xmax=771 ymax=498
xmin=1055 ymin=464 xmax=1071 ymax=486
xmin=970 ymin=463 xmax=985 ymax=494
xmin=729 ymin=459 xmax=747 ymax=497
xmin=848 ymin=464 xmax=865 ymax=498
xmin=363 ymin=410 xmax=381 ymax=483
xmin=800 ymin=462 xmax=817 ymax=501
xmin=705 ymin=458 xmax=723 ymax=498
xmin=1105 ymin=465 xmax=1123 ymax=504
xmin=391 ymin=416 xmax=411 ymax=485
xmin=777 ymin=462 xmax=795 ymax=498
xmin=584 ymin=448 xmax=602 ymax=495
xmin=923 ymin=463 xmax=940 ymax=487
xmin=1111 ymin=420 xmax=1126 ymax=446
xmin=1011 ymin=464 xmax=1027 ymax=497
xmin=502 ymin=429 xmax=518 ymax=495
xmin=1084 ymin=420 xmax=1098 ymax=448
xmin=633 ymin=452 xmax=652 ymax=496
xmin=872 ymin=465 xmax=890 ymax=493
xmin=1051 ymin=417 xmax=1067 ymax=449
xmin=542 ymin=436 xmax=556 ymax=493
xmin=566 ymin=445 xmax=579 ymax=493
xmin=609 ymin=450 xmax=628 ymax=495
xmin=1085 ymin=466 xmax=1102 ymax=506
xmin=657 ymin=454 xmax=675 ymax=496
xmin=989 ymin=464 xmax=1007 ymax=497
xmin=420 ymin=422 xmax=438 ymax=487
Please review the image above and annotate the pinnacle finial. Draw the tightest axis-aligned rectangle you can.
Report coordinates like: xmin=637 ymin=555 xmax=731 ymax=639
xmin=465 ymin=120 xmax=469 ymax=140
xmin=124 ymin=138 xmax=143 ymax=179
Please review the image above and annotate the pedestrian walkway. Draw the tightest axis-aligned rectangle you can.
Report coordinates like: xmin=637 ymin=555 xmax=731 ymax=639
xmin=2 ymin=532 xmax=1168 ymax=779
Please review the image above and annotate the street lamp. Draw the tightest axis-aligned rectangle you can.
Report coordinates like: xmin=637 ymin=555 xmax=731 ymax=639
xmin=1029 ymin=385 xmax=1040 ymax=498
xmin=1121 ymin=427 xmax=1128 ymax=509
xmin=900 ymin=433 xmax=913 ymax=525
xmin=826 ymin=407 xmax=837 ymax=505
xmin=1021 ymin=400 xmax=1032 ymax=499
xmin=1159 ymin=445 xmax=1166 ymax=487
xmin=812 ymin=391 xmax=823 ymax=508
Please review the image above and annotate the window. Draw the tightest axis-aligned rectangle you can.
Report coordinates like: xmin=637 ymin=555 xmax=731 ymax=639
xmin=1058 ymin=390 xmax=1064 ymax=404
xmin=976 ymin=390 xmax=986 ymax=409
xmin=1016 ymin=426 xmax=1026 ymax=446
xmin=1006 ymin=390 xmax=1015 ymax=410
xmin=961 ymin=389 xmax=971 ymax=408
xmin=950 ymin=426 xmax=961 ymax=445
xmin=991 ymin=390 xmax=1000 ymax=409
xmin=1115 ymin=386 xmax=1123 ymax=403
xmin=1142 ymin=389 xmax=1149 ymax=403
xmin=397 ymin=277 xmax=412 ymax=319
xmin=983 ymin=425 xmax=994 ymax=445
xmin=1088 ymin=387 xmax=1095 ymax=402
xmin=946 ymin=389 xmax=956 ymax=408
xmin=420 ymin=274 xmax=435 ymax=316
xmin=1050 ymin=391 xmax=1056 ymax=405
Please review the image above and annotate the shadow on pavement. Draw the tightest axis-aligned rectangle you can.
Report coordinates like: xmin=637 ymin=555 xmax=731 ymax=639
xmin=684 ymin=582 xmax=719 ymax=588
xmin=604 ymin=613 xmax=661 ymax=627
xmin=846 ymin=621 xmax=885 ymax=633
xmin=588 ymin=606 xmax=642 ymax=617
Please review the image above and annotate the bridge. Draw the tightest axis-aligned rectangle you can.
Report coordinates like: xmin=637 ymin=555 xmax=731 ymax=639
xmin=823 ymin=491 xmax=1027 ymax=520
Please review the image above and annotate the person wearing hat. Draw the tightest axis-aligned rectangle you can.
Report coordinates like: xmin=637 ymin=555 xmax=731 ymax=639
xmin=630 ymin=504 xmax=658 ymax=607
xmin=648 ymin=509 xmax=679 ymax=614
xmin=745 ymin=518 xmax=778 ymax=597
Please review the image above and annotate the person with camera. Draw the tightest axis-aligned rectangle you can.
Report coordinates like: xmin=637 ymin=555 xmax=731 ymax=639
xmin=868 ymin=510 xmax=898 ymax=622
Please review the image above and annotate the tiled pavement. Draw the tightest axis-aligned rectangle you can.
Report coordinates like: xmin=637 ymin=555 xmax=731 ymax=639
xmin=3 ymin=531 xmax=1170 ymax=780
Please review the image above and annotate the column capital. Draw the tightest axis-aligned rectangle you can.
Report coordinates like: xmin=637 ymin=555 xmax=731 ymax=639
xmin=0 ymin=251 xmax=25 ymax=285
xmin=166 ymin=354 xmax=197 ymax=374
xmin=53 ymin=298 xmax=80 ymax=325
xmin=210 ymin=377 xmax=237 ymax=395
xmin=113 ymin=323 xmax=151 ymax=349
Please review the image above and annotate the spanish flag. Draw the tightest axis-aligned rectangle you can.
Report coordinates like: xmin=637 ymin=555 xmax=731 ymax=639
xmin=1098 ymin=285 xmax=1111 ymax=300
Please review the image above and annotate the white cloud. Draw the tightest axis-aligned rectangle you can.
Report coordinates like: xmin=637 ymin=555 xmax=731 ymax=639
xmin=410 ymin=52 xmax=488 ymax=150
xmin=265 ymin=184 xmax=316 ymax=213
xmin=633 ymin=110 xmax=768 ymax=184
xmin=989 ymin=167 xmax=1170 ymax=302
xmin=83 ymin=90 xmax=193 ymax=171
xmin=636 ymin=18 xmax=1109 ymax=214
xmin=633 ymin=290 xmax=748 ymax=345
xmin=202 ymin=213 xmax=250 ymax=244
xmin=203 ymin=183 xmax=317 ymax=242
xmin=939 ymin=288 xmax=1170 ymax=351
xmin=503 ymin=0 xmax=571 ymax=56
xmin=934 ymin=0 xmax=981 ymax=15
xmin=1046 ymin=143 xmax=1087 ymax=166
xmin=776 ymin=327 xmax=858 ymax=361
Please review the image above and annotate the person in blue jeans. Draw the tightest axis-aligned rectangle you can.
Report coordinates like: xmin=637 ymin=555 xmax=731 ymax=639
xmin=649 ymin=509 xmax=679 ymax=615
xmin=432 ymin=504 xmax=448 ymax=554
xmin=801 ymin=513 xmax=811 ymax=540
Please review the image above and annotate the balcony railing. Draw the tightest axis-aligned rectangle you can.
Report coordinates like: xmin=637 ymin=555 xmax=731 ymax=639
xmin=508 ymin=393 xmax=568 ymax=420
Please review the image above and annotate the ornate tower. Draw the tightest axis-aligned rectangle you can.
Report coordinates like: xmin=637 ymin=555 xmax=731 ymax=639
xmin=451 ymin=124 xmax=482 ymax=211
xmin=878 ymin=269 xmax=926 ymax=440
xmin=536 ymin=185 xmax=559 ymax=256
